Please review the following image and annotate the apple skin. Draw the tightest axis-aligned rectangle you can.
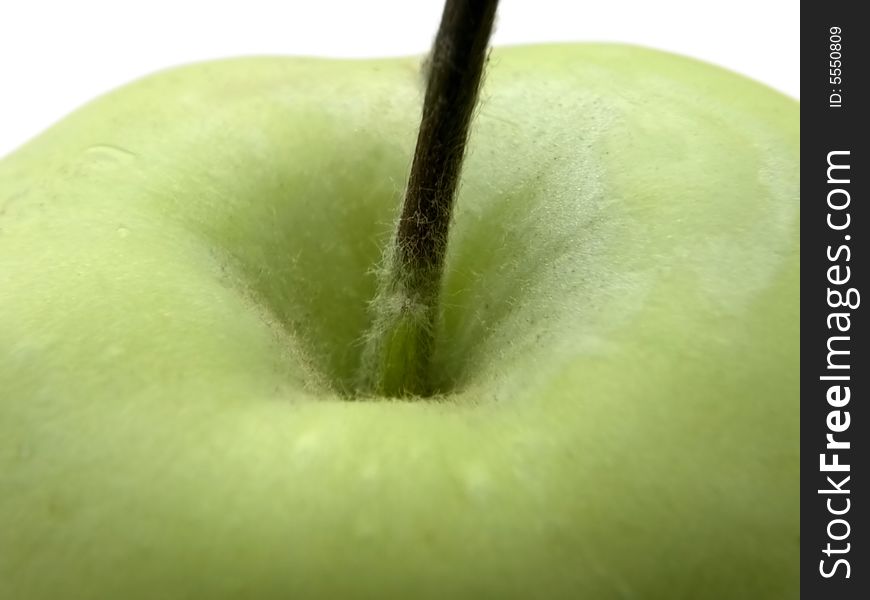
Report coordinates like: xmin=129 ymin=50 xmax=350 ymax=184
xmin=0 ymin=45 xmax=798 ymax=599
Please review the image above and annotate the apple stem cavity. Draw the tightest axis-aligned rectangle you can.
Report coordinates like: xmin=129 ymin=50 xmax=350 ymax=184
xmin=359 ymin=0 xmax=499 ymax=398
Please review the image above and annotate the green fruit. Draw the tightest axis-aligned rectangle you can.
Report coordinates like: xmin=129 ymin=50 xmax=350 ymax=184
xmin=0 ymin=44 xmax=798 ymax=599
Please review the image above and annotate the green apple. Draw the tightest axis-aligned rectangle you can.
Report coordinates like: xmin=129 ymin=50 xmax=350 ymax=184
xmin=0 ymin=44 xmax=798 ymax=598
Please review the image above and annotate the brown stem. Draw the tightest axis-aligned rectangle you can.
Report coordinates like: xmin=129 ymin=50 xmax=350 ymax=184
xmin=360 ymin=0 xmax=498 ymax=397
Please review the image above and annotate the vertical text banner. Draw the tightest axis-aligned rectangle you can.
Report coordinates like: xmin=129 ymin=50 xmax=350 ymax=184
xmin=802 ymin=2 xmax=866 ymax=598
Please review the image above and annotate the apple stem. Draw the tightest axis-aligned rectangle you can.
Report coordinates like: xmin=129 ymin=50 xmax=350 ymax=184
xmin=360 ymin=0 xmax=498 ymax=397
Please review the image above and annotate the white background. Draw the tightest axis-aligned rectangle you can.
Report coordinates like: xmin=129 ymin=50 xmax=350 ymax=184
xmin=0 ymin=0 xmax=799 ymax=158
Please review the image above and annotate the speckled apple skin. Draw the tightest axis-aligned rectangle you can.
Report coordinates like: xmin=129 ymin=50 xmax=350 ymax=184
xmin=0 ymin=45 xmax=798 ymax=599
